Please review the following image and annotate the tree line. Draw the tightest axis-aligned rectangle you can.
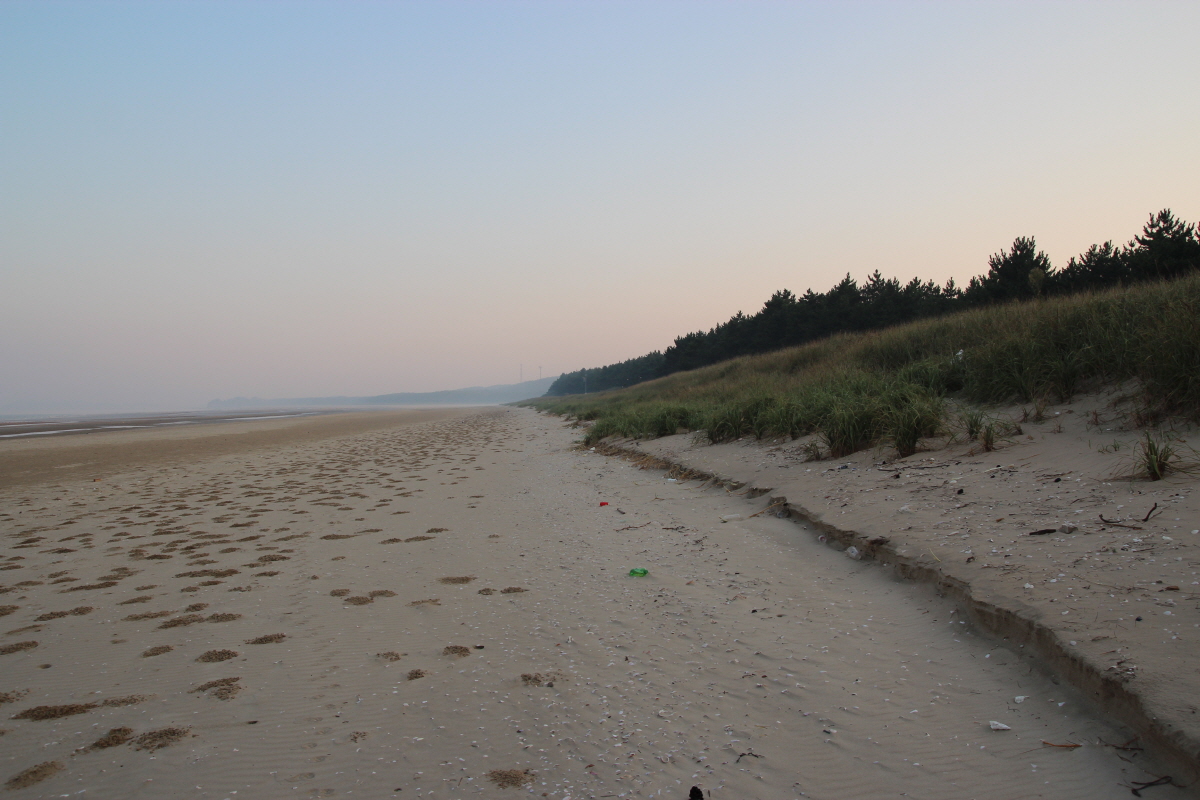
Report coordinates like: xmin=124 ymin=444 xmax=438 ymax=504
xmin=546 ymin=209 xmax=1199 ymax=396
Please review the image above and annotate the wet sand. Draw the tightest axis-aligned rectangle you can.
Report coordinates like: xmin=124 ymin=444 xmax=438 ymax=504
xmin=0 ymin=407 xmax=1177 ymax=798
xmin=0 ymin=410 xmax=333 ymax=440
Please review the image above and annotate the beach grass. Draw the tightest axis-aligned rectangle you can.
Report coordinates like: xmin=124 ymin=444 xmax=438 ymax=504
xmin=523 ymin=273 xmax=1200 ymax=452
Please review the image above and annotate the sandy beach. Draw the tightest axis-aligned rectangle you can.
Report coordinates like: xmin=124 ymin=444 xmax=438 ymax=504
xmin=0 ymin=407 xmax=1186 ymax=798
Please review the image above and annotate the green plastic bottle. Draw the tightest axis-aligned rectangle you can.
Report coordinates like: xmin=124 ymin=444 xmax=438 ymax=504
xmin=628 ymin=568 xmax=648 ymax=577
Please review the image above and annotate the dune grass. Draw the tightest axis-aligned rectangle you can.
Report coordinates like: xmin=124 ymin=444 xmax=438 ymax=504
xmin=523 ymin=274 xmax=1200 ymax=454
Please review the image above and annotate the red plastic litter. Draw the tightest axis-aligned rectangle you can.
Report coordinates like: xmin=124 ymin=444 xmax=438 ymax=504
xmin=599 ymin=502 xmax=609 ymax=507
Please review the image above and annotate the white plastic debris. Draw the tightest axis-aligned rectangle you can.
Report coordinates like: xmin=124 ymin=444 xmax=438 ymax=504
xmin=989 ymin=721 xmax=1011 ymax=731
xmin=1014 ymin=696 xmax=1026 ymax=704
xmin=720 ymin=514 xmax=744 ymax=522
xmin=1057 ymin=523 xmax=1078 ymax=534
xmin=898 ymin=505 xmax=913 ymax=514
xmin=1024 ymin=583 xmax=1034 ymax=589
xmin=845 ymin=546 xmax=862 ymax=560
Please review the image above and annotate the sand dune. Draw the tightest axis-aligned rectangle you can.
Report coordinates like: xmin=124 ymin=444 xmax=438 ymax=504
xmin=0 ymin=407 xmax=1178 ymax=798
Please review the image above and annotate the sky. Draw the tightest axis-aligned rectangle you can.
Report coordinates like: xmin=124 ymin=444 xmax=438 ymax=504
xmin=2 ymin=1 xmax=1198 ymax=414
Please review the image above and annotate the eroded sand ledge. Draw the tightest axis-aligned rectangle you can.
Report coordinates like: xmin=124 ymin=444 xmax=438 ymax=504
xmin=604 ymin=394 xmax=1200 ymax=781
xmin=0 ymin=406 xmax=1189 ymax=798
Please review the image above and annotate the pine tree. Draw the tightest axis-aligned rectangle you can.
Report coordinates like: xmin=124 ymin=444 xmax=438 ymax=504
xmin=1127 ymin=209 xmax=1200 ymax=280
xmin=967 ymin=236 xmax=1053 ymax=303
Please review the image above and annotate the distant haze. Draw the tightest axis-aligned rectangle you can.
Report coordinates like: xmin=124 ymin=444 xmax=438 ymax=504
xmin=207 ymin=376 xmax=559 ymax=410
xmin=3 ymin=1 xmax=1197 ymax=414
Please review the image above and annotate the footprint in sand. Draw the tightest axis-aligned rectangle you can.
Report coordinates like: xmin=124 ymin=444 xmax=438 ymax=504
xmin=34 ymin=606 xmax=93 ymax=621
xmin=12 ymin=695 xmax=148 ymax=721
xmin=131 ymin=727 xmax=191 ymax=751
xmin=246 ymin=633 xmax=285 ymax=644
xmin=84 ymin=726 xmax=134 ymax=750
xmin=191 ymin=677 xmax=242 ymax=700
xmin=5 ymin=761 xmax=64 ymax=790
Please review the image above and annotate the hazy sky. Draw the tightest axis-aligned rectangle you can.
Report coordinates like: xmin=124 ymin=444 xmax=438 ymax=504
xmin=3 ymin=1 xmax=1198 ymax=414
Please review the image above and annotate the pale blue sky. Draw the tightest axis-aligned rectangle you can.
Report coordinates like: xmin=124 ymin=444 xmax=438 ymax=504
xmin=3 ymin=1 xmax=1197 ymax=413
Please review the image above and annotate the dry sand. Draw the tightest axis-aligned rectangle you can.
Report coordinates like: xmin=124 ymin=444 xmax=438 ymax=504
xmin=0 ymin=405 xmax=1188 ymax=798
xmin=624 ymin=392 xmax=1200 ymax=787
